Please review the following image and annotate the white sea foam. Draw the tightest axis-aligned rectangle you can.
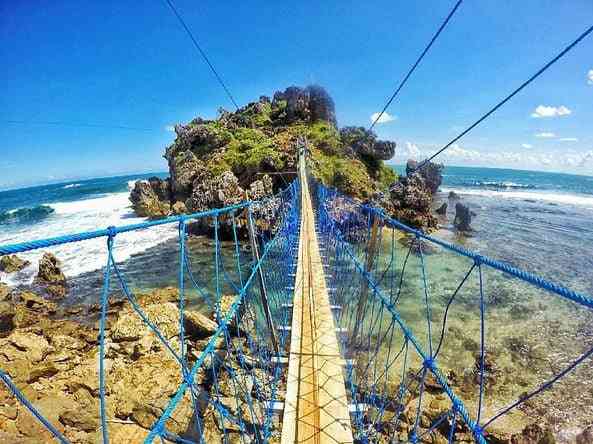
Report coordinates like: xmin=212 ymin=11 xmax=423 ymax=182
xmin=0 ymin=192 xmax=177 ymax=285
xmin=63 ymin=183 xmax=81 ymax=189
xmin=441 ymin=187 xmax=593 ymax=208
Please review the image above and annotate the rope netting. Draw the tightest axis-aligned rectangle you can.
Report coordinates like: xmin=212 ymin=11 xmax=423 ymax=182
xmin=313 ymin=179 xmax=593 ymax=443
xmin=0 ymin=180 xmax=301 ymax=444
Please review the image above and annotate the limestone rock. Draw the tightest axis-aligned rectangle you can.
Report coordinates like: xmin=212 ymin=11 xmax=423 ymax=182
xmin=272 ymin=85 xmax=337 ymax=127
xmin=340 ymin=126 xmax=395 ymax=160
xmin=406 ymin=159 xmax=443 ymax=195
xmin=111 ymin=301 xmax=180 ymax=343
xmin=7 ymin=330 xmax=50 ymax=363
xmin=184 ymin=310 xmax=218 ymax=339
xmin=129 ymin=177 xmax=171 ymax=218
xmin=0 ymin=255 xmax=30 ymax=273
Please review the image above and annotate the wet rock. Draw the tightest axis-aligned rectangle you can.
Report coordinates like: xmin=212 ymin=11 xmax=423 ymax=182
xmin=448 ymin=191 xmax=460 ymax=200
xmin=406 ymin=160 xmax=443 ymax=195
xmin=0 ymin=255 xmax=30 ymax=273
xmin=436 ymin=202 xmax=447 ymax=215
xmin=454 ymin=202 xmax=473 ymax=232
xmin=36 ymin=253 xmax=67 ymax=299
xmin=129 ymin=177 xmax=171 ymax=218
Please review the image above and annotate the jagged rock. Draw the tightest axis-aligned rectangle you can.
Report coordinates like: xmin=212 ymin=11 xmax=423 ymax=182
xmin=186 ymin=171 xmax=245 ymax=214
xmin=36 ymin=253 xmax=67 ymax=299
xmin=340 ymin=126 xmax=395 ymax=160
xmin=16 ymin=291 xmax=56 ymax=312
xmin=169 ymin=150 xmax=202 ymax=199
xmin=129 ymin=177 xmax=171 ymax=218
xmin=454 ymin=202 xmax=473 ymax=232
xmin=406 ymin=159 xmax=443 ymax=194
xmin=272 ymin=85 xmax=337 ymax=127
xmin=111 ymin=302 xmax=179 ymax=343
xmin=0 ymin=255 xmax=30 ymax=273
xmin=384 ymin=173 xmax=437 ymax=231
xmin=436 ymin=202 xmax=447 ymax=215
xmin=448 ymin=191 xmax=460 ymax=200
xmin=27 ymin=362 xmax=59 ymax=383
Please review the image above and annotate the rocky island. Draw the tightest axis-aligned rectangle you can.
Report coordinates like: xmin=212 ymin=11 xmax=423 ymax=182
xmin=129 ymin=85 xmax=444 ymax=233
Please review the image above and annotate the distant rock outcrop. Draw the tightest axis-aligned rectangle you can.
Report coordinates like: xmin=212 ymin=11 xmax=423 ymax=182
xmin=454 ymin=202 xmax=473 ymax=232
xmin=129 ymin=177 xmax=171 ymax=218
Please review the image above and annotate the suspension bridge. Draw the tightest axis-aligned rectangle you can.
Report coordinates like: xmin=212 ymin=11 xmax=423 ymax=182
xmin=1 ymin=142 xmax=593 ymax=444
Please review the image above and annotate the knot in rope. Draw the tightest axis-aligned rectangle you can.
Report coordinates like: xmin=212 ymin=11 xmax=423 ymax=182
xmin=423 ymin=357 xmax=436 ymax=370
xmin=106 ymin=225 xmax=117 ymax=238
xmin=473 ymin=255 xmax=484 ymax=266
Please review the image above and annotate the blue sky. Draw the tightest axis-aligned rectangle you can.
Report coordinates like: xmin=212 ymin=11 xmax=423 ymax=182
xmin=1 ymin=0 xmax=592 ymax=189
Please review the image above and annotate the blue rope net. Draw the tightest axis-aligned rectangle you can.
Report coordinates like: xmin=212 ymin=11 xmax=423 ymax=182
xmin=313 ymin=179 xmax=593 ymax=443
xmin=2 ymin=172 xmax=593 ymax=443
xmin=0 ymin=181 xmax=300 ymax=444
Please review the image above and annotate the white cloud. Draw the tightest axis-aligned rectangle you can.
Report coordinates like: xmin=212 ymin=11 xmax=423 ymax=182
xmin=531 ymin=105 xmax=571 ymax=118
xmin=588 ymin=69 xmax=593 ymax=85
xmin=370 ymin=112 xmax=396 ymax=124
xmin=521 ymin=143 xmax=533 ymax=149
xmin=402 ymin=142 xmax=423 ymax=159
xmin=165 ymin=125 xmax=175 ymax=132
xmin=558 ymin=137 xmax=578 ymax=142
xmin=535 ymin=132 xmax=556 ymax=138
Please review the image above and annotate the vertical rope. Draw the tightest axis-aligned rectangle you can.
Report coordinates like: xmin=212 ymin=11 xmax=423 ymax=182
xmin=99 ymin=228 xmax=115 ymax=444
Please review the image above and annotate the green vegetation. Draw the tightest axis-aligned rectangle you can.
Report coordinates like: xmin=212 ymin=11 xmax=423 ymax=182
xmin=223 ymin=127 xmax=284 ymax=174
xmin=307 ymin=121 xmax=342 ymax=155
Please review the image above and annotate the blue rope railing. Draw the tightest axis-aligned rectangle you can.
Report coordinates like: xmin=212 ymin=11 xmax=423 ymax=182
xmin=0 ymin=181 xmax=300 ymax=444
xmin=314 ymin=180 xmax=593 ymax=443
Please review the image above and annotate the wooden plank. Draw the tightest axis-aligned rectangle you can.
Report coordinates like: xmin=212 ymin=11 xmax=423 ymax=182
xmin=281 ymin=145 xmax=353 ymax=444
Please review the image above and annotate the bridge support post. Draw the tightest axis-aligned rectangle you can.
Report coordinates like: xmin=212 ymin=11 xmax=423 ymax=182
xmin=246 ymin=205 xmax=280 ymax=355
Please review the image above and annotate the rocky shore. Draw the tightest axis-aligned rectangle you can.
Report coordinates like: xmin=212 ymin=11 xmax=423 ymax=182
xmin=0 ymin=284 xmax=273 ymax=443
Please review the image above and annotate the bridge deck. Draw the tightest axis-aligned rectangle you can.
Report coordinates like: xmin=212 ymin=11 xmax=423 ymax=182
xmin=280 ymin=155 xmax=353 ymax=444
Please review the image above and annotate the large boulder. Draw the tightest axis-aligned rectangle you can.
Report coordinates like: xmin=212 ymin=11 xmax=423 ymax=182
xmin=0 ymin=255 xmax=30 ymax=273
xmin=168 ymin=150 xmax=202 ymax=199
xmin=129 ymin=177 xmax=171 ymax=218
xmin=406 ymin=159 xmax=443 ymax=194
xmin=35 ymin=253 xmax=67 ymax=299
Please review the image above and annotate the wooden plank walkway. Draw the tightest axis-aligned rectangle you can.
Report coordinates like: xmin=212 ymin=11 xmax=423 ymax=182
xmin=280 ymin=152 xmax=353 ymax=444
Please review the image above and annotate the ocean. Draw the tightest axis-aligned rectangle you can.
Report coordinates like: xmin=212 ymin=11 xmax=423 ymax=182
xmin=1 ymin=166 xmax=592 ymax=296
